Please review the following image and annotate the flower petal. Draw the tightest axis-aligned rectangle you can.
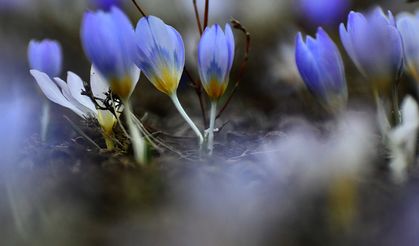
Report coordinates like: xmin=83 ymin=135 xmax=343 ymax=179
xmin=295 ymin=33 xmax=321 ymax=93
xmin=129 ymin=65 xmax=141 ymax=96
xmin=67 ymin=72 xmax=97 ymax=113
xmin=90 ymin=65 xmax=109 ymax=100
xmin=54 ymin=77 xmax=96 ymax=117
xmin=397 ymin=13 xmax=419 ymax=77
xmin=30 ymin=70 xmax=85 ymax=117
xmin=198 ymin=25 xmax=229 ymax=85
xmin=225 ymin=23 xmax=235 ymax=72
xmin=81 ymin=7 xmax=135 ymax=80
xmin=340 ymin=7 xmax=403 ymax=80
xmin=134 ymin=16 xmax=183 ymax=95
xmin=28 ymin=40 xmax=62 ymax=77
xmin=167 ymin=25 xmax=185 ymax=81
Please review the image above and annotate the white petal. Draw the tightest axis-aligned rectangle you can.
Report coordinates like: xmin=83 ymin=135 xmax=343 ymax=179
xmin=30 ymin=69 xmax=85 ymax=118
xmin=67 ymin=72 xmax=96 ymax=112
xmin=401 ymin=96 xmax=419 ymax=127
xmin=55 ymin=77 xmax=75 ymax=104
xmin=128 ymin=65 xmax=141 ymax=97
xmin=90 ymin=65 xmax=109 ymax=100
xmin=54 ymin=77 xmax=96 ymax=118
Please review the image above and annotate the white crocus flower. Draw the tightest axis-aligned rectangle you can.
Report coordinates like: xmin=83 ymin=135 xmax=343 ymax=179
xmin=388 ymin=96 xmax=419 ymax=183
xmin=30 ymin=66 xmax=129 ymax=148
xmin=30 ymin=69 xmax=96 ymax=118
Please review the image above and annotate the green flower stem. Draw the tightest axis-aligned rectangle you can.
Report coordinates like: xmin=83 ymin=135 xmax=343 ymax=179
xmin=207 ymin=101 xmax=217 ymax=155
xmin=170 ymin=93 xmax=204 ymax=145
xmin=124 ymin=101 xmax=146 ymax=165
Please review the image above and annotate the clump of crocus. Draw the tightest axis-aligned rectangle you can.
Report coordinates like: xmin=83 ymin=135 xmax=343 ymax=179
xmin=197 ymin=24 xmax=235 ymax=155
xmin=339 ymin=7 xmax=403 ymax=90
xmin=134 ymin=16 xmax=204 ymax=145
xmin=28 ymin=39 xmax=63 ymax=141
xmin=295 ymin=27 xmax=348 ymax=112
xmin=81 ymin=7 xmax=145 ymax=164
xmin=30 ymin=66 xmax=121 ymax=150
xmin=396 ymin=12 xmax=419 ymax=82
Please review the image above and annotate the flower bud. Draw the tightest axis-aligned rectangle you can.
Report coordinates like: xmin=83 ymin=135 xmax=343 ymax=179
xmin=81 ymin=7 xmax=138 ymax=100
xmin=339 ymin=7 xmax=403 ymax=87
xmin=296 ymin=27 xmax=347 ymax=111
xmin=28 ymin=39 xmax=62 ymax=77
xmin=134 ymin=16 xmax=185 ymax=96
xmin=198 ymin=24 xmax=235 ymax=101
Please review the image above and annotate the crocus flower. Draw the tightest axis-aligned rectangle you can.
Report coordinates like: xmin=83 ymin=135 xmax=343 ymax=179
xmin=297 ymin=0 xmax=349 ymax=26
xmin=339 ymin=7 xmax=403 ymax=86
xmin=198 ymin=24 xmax=235 ymax=101
xmin=28 ymin=39 xmax=62 ymax=77
xmin=81 ymin=7 xmax=145 ymax=161
xmin=295 ymin=27 xmax=348 ymax=111
xmin=197 ymin=23 xmax=235 ymax=154
xmin=30 ymin=66 xmax=119 ymax=147
xmin=134 ymin=16 xmax=203 ymax=144
xmin=30 ymin=67 xmax=109 ymax=119
xmin=396 ymin=12 xmax=419 ymax=81
xmin=134 ymin=16 xmax=185 ymax=96
xmin=90 ymin=0 xmax=122 ymax=10
xmin=81 ymin=7 xmax=138 ymax=100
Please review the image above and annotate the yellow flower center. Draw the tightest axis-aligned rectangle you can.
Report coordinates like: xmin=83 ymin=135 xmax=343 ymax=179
xmin=151 ymin=66 xmax=179 ymax=95
xmin=204 ymin=78 xmax=228 ymax=100
xmin=110 ymin=76 xmax=133 ymax=100
xmin=408 ymin=64 xmax=419 ymax=83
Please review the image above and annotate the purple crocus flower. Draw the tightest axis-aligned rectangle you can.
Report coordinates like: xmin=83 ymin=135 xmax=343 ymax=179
xmin=197 ymin=24 xmax=235 ymax=101
xmin=134 ymin=16 xmax=203 ymax=144
xmin=28 ymin=39 xmax=62 ymax=77
xmin=80 ymin=7 xmax=138 ymax=99
xmin=134 ymin=16 xmax=185 ymax=96
xmin=396 ymin=12 xmax=419 ymax=81
xmin=339 ymin=7 xmax=403 ymax=85
xmin=295 ymin=27 xmax=347 ymax=110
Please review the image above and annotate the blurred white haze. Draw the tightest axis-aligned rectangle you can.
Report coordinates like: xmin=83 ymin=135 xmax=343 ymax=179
xmin=102 ymin=110 xmax=377 ymax=246
xmin=0 ymin=107 xmax=379 ymax=245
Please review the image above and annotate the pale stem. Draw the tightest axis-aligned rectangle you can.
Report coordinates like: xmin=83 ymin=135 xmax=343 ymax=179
xmin=372 ymin=87 xmax=380 ymax=109
xmin=110 ymin=93 xmax=129 ymax=138
xmin=63 ymin=115 xmax=101 ymax=150
xmin=124 ymin=101 xmax=146 ymax=164
xmin=170 ymin=93 xmax=204 ymax=145
xmin=392 ymin=82 xmax=401 ymax=126
xmin=207 ymin=101 xmax=217 ymax=155
xmin=40 ymin=101 xmax=50 ymax=141
xmin=103 ymin=133 xmax=114 ymax=150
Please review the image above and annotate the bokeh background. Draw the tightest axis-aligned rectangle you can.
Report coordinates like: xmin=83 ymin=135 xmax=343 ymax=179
xmin=2 ymin=0 xmax=419 ymax=245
